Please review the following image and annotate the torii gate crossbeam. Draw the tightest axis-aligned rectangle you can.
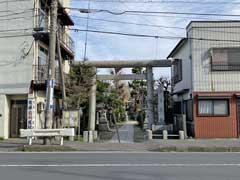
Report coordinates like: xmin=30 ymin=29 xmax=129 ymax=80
xmin=73 ymin=60 xmax=171 ymax=68
xmin=97 ymin=74 xmax=146 ymax=81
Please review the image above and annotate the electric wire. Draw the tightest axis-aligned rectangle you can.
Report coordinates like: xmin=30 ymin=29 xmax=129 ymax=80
xmin=71 ymin=0 xmax=240 ymax=5
xmin=66 ymin=7 xmax=240 ymax=17
xmin=70 ymin=28 xmax=240 ymax=43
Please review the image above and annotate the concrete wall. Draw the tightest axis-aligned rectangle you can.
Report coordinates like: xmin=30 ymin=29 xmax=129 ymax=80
xmin=188 ymin=21 xmax=240 ymax=92
xmin=0 ymin=0 xmax=34 ymax=94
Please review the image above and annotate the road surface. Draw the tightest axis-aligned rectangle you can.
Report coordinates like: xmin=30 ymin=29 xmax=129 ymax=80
xmin=0 ymin=152 xmax=240 ymax=180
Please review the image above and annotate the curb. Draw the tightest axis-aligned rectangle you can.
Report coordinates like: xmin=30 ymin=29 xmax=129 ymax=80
xmin=18 ymin=145 xmax=78 ymax=152
xmin=150 ymin=146 xmax=240 ymax=152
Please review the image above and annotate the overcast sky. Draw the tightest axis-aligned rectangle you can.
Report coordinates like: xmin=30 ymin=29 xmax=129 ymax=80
xmin=69 ymin=0 xmax=240 ymax=78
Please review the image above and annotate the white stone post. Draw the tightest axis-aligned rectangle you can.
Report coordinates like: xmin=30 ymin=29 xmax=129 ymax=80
xmin=88 ymin=130 xmax=94 ymax=143
xmin=182 ymin=114 xmax=187 ymax=139
xmin=60 ymin=136 xmax=64 ymax=146
xmin=28 ymin=137 xmax=33 ymax=146
xmin=163 ymin=130 xmax=168 ymax=140
xmin=147 ymin=130 xmax=153 ymax=140
xmin=93 ymin=130 xmax=98 ymax=140
xmin=179 ymin=130 xmax=185 ymax=140
xmin=83 ymin=131 xmax=89 ymax=143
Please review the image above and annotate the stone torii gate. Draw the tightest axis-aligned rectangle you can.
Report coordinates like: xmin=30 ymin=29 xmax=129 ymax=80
xmin=73 ymin=60 xmax=171 ymax=134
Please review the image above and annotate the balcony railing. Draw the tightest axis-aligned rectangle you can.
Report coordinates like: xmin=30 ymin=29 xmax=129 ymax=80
xmin=33 ymin=65 xmax=70 ymax=87
xmin=33 ymin=65 xmax=60 ymax=85
xmin=34 ymin=9 xmax=49 ymax=32
xmin=211 ymin=63 xmax=240 ymax=71
xmin=59 ymin=31 xmax=75 ymax=54
xmin=34 ymin=10 xmax=75 ymax=55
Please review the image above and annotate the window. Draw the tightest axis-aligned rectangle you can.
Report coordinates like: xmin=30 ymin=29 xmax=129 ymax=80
xmin=198 ymin=99 xmax=229 ymax=116
xmin=37 ymin=0 xmax=49 ymax=29
xmin=38 ymin=46 xmax=48 ymax=65
xmin=211 ymin=48 xmax=240 ymax=71
xmin=172 ymin=59 xmax=182 ymax=84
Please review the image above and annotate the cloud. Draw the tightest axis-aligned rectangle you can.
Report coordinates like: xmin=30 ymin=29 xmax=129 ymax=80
xmin=70 ymin=0 xmax=239 ymax=78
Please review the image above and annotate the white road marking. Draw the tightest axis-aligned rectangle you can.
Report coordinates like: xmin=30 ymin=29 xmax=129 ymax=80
xmin=0 ymin=164 xmax=240 ymax=167
xmin=1 ymin=152 xmax=240 ymax=154
xmin=0 ymin=152 xmax=235 ymax=155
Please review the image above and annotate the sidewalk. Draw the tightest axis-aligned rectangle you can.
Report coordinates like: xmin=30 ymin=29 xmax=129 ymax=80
xmin=1 ymin=138 xmax=240 ymax=152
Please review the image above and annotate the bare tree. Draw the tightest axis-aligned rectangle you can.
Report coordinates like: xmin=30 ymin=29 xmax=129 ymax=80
xmin=157 ymin=76 xmax=171 ymax=91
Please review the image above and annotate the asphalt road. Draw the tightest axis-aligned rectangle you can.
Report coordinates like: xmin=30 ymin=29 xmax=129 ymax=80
xmin=0 ymin=152 xmax=240 ymax=180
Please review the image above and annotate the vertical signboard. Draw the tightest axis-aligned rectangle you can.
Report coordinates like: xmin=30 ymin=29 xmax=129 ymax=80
xmin=49 ymin=79 xmax=55 ymax=110
xmin=27 ymin=98 xmax=36 ymax=129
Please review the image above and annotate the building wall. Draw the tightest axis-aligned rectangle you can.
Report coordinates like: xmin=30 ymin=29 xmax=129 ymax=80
xmin=171 ymin=41 xmax=192 ymax=101
xmin=188 ymin=22 xmax=240 ymax=92
xmin=0 ymin=0 xmax=34 ymax=94
xmin=193 ymin=93 xmax=238 ymax=138
xmin=60 ymin=0 xmax=70 ymax=7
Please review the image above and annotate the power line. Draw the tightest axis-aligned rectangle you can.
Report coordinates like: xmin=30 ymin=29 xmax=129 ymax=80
xmin=70 ymin=28 xmax=240 ymax=43
xmin=0 ymin=28 xmax=33 ymax=33
xmin=0 ymin=0 xmax=31 ymax=4
xmin=0 ymin=39 xmax=34 ymax=67
xmin=0 ymin=9 xmax=33 ymax=19
xmin=71 ymin=0 xmax=240 ymax=4
xmin=67 ymin=7 xmax=240 ymax=17
xmin=0 ymin=33 xmax=33 ymax=39
xmin=72 ymin=16 xmax=240 ymax=35
xmin=109 ymin=11 xmax=234 ymax=20
xmin=83 ymin=0 xmax=91 ymax=60
xmin=72 ymin=16 xmax=185 ymax=29
xmin=0 ymin=15 xmax=35 ymax=21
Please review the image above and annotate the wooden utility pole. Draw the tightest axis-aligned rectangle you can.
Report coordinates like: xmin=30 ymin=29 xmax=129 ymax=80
xmin=57 ymin=31 xmax=67 ymax=110
xmin=44 ymin=0 xmax=58 ymax=144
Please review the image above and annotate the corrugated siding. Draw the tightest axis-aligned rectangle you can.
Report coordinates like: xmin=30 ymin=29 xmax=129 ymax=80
xmin=189 ymin=22 xmax=240 ymax=92
xmin=194 ymin=95 xmax=238 ymax=138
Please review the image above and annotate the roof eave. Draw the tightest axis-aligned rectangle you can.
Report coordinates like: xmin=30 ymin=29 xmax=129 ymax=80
xmin=167 ymin=38 xmax=187 ymax=59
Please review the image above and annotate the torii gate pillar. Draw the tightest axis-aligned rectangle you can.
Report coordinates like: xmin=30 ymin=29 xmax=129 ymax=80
xmin=88 ymin=67 xmax=97 ymax=131
xmin=88 ymin=66 xmax=156 ymax=131
xmin=146 ymin=66 xmax=154 ymax=129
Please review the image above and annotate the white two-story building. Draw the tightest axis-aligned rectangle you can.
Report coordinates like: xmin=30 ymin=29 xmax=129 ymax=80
xmin=168 ymin=21 xmax=240 ymax=138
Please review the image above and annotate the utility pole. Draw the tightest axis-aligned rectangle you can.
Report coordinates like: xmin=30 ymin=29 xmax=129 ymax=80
xmin=44 ymin=0 xmax=58 ymax=145
xmin=57 ymin=31 xmax=67 ymax=110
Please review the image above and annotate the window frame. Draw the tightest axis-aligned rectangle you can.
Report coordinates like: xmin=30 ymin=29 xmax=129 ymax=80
xmin=197 ymin=99 xmax=229 ymax=117
xmin=211 ymin=47 xmax=240 ymax=71
xmin=172 ymin=59 xmax=182 ymax=84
